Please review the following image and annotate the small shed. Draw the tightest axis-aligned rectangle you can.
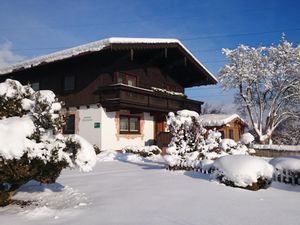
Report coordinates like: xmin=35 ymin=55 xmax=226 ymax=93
xmin=199 ymin=114 xmax=247 ymax=142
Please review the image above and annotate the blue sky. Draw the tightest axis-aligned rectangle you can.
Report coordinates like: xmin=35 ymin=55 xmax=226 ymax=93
xmin=0 ymin=0 xmax=299 ymax=109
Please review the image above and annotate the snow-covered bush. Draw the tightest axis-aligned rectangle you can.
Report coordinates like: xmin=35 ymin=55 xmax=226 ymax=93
xmin=239 ymin=133 xmax=255 ymax=146
xmin=165 ymin=110 xmax=252 ymax=170
xmin=270 ymin=156 xmax=300 ymax=172
xmin=219 ymin=139 xmax=252 ymax=155
xmin=270 ymin=156 xmax=300 ymax=184
xmin=122 ymin=145 xmax=161 ymax=157
xmin=164 ymin=110 xmax=207 ymax=170
xmin=0 ymin=79 xmax=97 ymax=206
xmin=212 ymin=155 xmax=274 ymax=190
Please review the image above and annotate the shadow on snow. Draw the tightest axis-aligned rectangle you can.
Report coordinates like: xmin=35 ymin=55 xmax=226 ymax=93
xmin=15 ymin=180 xmax=64 ymax=194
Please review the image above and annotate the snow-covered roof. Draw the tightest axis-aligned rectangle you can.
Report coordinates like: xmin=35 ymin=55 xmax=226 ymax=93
xmin=199 ymin=114 xmax=245 ymax=127
xmin=0 ymin=37 xmax=218 ymax=84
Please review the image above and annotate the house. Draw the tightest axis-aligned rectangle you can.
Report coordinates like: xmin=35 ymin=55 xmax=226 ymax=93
xmin=0 ymin=37 xmax=217 ymax=150
xmin=199 ymin=114 xmax=246 ymax=142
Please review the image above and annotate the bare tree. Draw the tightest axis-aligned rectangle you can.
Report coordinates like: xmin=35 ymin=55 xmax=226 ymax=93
xmin=272 ymin=118 xmax=300 ymax=145
xmin=219 ymin=36 xmax=300 ymax=144
xmin=202 ymin=103 xmax=225 ymax=114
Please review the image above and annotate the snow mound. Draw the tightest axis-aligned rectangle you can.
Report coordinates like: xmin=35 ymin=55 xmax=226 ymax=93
xmin=98 ymin=150 xmax=165 ymax=164
xmin=270 ymin=156 xmax=300 ymax=172
xmin=97 ymin=150 xmax=120 ymax=162
xmin=72 ymin=135 xmax=97 ymax=172
xmin=239 ymin=133 xmax=255 ymax=145
xmin=213 ymin=155 xmax=274 ymax=189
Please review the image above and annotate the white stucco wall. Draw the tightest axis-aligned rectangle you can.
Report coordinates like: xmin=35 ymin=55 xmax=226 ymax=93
xmin=74 ymin=106 xmax=155 ymax=150
xmin=99 ymin=107 xmax=117 ymax=150
xmin=143 ymin=112 xmax=155 ymax=145
xmin=78 ymin=106 xmax=102 ymax=147
xmin=100 ymin=108 xmax=155 ymax=150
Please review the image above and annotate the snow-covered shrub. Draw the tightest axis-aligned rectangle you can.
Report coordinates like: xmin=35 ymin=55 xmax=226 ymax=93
xmin=240 ymin=133 xmax=255 ymax=146
xmin=165 ymin=110 xmax=207 ymax=170
xmin=122 ymin=145 xmax=161 ymax=157
xmin=165 ymin=110 xmax=252 ymax=170
xmin=0 ymin=79 xmax=97 ymax=206
xmin=270 ymin=156 xmax=300 ymax=172
xmin=270 ymin=156 xmax=300 ymax=185
xmin=212 ymin=155 xmax=273 ymax=190
xmin=219 ymin=139 xmax=252 ymax=155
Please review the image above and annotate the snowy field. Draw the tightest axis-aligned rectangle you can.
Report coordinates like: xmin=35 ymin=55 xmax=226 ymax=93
xmin=1 ymin=152 xmax=300 ymax=225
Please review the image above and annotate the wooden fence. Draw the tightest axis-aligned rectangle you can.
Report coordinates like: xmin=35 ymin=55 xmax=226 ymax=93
xmin=168 ymin=163 xmax=300 ymax=186
xmin=272 ymin=169 xmax=300 ymax=185
xmin=253 ymin=144 xmax=300 ymax=157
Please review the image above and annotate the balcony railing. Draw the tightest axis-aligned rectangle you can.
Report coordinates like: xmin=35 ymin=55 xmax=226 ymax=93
xmin=97 ymin=84 xmax=202 ymax=113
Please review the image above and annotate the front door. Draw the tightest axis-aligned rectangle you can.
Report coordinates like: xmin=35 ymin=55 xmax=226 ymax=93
xmin=154 ymin=115 xmax=166 ymax=138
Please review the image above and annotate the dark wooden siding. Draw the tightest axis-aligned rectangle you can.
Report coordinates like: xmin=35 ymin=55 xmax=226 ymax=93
xmin=0 ymin=49 xmax=196 ymax=107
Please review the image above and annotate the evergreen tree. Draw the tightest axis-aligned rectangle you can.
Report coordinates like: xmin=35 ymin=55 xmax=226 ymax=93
xmin=0 ymin=79 xmax=96 ymax=206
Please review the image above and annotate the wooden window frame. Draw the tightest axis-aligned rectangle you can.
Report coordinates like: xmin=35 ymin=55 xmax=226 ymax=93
xmin=63 ymin=114 xmax=75 ymax=134
xmin=119 ymin=115 xmax=140 ymax=134
xmin=116 ymin=72 xmax=137 ymax=87
xmin=63 ymin=75 xmax=76 ymax=93
xmin=220 ymin=130 xmax=225 ymax=139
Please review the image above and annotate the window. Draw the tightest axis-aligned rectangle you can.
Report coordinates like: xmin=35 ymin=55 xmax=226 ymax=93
xmin=220 ymin=131 xmax=225 ymax=139
xmin=31 ymin=81 xmax=40 ymax=91
xmin=120 ymin=115 xmax=140 ymax=134
xmin=117 ymin=73 xmax=137 ymax=86
xmin=229 ymin=129 xmax=234 ymax=140
xmin=63 ymin=114 xmax=75 ymax=134
xmin=64 ymin=75 xmax=75 ymax=91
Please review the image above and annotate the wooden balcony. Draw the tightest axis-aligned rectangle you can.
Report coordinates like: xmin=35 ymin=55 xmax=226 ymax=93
xmin=97 ymin=84 xmax=203 ymax=113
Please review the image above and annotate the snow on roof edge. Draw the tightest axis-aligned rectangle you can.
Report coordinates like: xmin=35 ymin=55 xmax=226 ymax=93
xmin=0 ymin=37 xmax=217 ymax=83
xmin=199 ymin=114 xmax=244 ymax=127
xmin=0 ymin=38 xmax=111 ymax=75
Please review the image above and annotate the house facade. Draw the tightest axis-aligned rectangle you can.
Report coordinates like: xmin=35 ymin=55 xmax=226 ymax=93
xmin=0 ymin=38 xmax=217 ymax=150
xmin=199 ymin=114 xmax=246 ymax=142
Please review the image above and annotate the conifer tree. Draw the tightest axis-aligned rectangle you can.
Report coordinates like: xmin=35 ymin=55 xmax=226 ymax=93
xmin=0 ymin=79 xmax=96 ymax=206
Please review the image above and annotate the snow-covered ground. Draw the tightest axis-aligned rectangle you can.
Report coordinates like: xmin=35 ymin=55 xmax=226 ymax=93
xmin=1 ymin=152 xmax=300 ymax=225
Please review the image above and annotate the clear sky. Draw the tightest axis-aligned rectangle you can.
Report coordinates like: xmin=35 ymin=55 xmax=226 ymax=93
xmin=0 ymin=0 xmax=299 ymax=109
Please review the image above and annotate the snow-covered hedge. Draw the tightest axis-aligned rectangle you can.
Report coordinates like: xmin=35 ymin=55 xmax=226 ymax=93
xmin=122 ymin=145 xmax=161 ymax=157
xmin=165 ymin=110 xmax=252 ymax=170
xmin=270 ymin=156 xmax=300 ymax=172
xmin=270 ymin=156 xmax=300 ymax=185
xmin=0 ymin=79 xmax=97 ymax=206
xmin=212 ymin=155 xmax=274 ymax=190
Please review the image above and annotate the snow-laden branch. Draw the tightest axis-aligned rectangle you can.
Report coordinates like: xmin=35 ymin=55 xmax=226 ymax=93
xmin=219 ymin=36 xmax=300 ymax=144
